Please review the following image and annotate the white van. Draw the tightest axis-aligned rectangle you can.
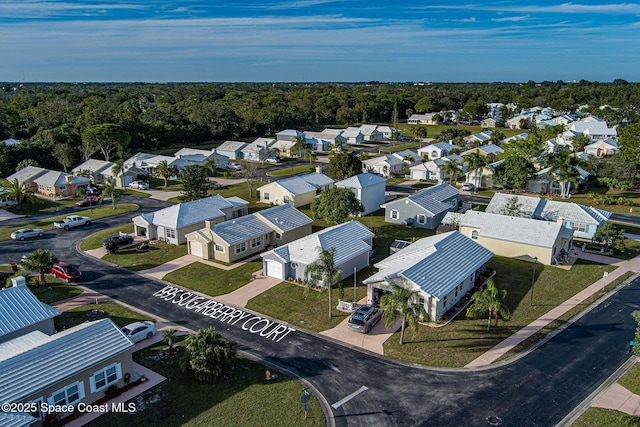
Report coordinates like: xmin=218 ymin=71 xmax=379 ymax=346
xmin=0 ymin=195 xmax=16 ymax=208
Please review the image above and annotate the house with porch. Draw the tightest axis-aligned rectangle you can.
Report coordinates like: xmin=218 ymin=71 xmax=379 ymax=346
xmin=258 ymin=173 xmax=333 ymax=207
xmin=261 ymin=221 xmax=374 ymax=283
xmin=363 ymin=231 xmax=494 ymax=321
xmin=335 ymin=173 xmax=387 ymax=216
xmin=417 ymin=141 xmax=457 ymax=160
xmin=458 ymin=210 xmax=573 ymax=266
xmin=242 ymin=138 xmax=276 ymax=162
xmin=485 ymin=192 xmax=610 ymax=240
xmin=72 ymin=158 xmax=146 ymax=188
xmin=381 ymin=183 xmax=458 ymax=229
xmin=10 ymin=168 xmax=92 ymax=200
xmin=133 ymin=195 xmax=249 ymax=245
xmin=186 ymin=204 xmax=312 ymax=262
xmin=361 ymin=155 xmax=404 ymax=177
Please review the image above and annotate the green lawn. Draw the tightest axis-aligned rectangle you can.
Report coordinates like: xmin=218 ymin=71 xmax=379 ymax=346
xmin=80 ymin=224 xmax=135 ymax=251
xmin=266 ymin=165 xmax=316 ymax=177
xmin=102 ymin=241 xmax=188 ymax=271
xmin=54 ymin=302 xmax=154 ymax=330
xmin=5 ymin=197 xmax=79 ymax=216
xmin=147 ymin=176 xmax=183 ymax=191
xmin=0 ymin=204 xmax=138 ymax=241
xmin=163 ymin=261 xmax=263 ymax=297
xmin=619 ymin=364 xmax=640 ymax=395
xmin=572 ymin=408 xmax=640 ymax=427
xmin=382 ymin=257 xmax=617 ymax=367
xmin=28 ymin=283 xmax=83 ymax=305
xmin=379 ymin=142 xmax=421 ymax=152
xmin=87 ymin=336 xmax=325 ymax=427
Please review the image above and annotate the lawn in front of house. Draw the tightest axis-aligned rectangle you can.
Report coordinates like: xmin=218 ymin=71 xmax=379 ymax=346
xmin=382 ymin=257 xmax=617 ymax=367
xmin=572 ymin=408 xmax=640 ymax=427
xmin=80 ymin=224 xmax=135 ymax=251
xmin=102 ymin=241 xmax=188 ymax=271
xmin=148 ymin=176 xmax=183 ymax=191
xmin=54 ymin=302 xmax=154 ymax=330
xmin=0 ymin=204 xmax=139 ymax=241
xmin=163 ymin=261 xmax=263 ymax=297
xmin=87 ymin=336 xmax=325 ymax=427
xmin=379 ymin=142 xmax=421 ymax=152
xmin=28 ymin=283 xmax=83 ymax=305
xmin=267 ymin=164 xmax=316 ymax=177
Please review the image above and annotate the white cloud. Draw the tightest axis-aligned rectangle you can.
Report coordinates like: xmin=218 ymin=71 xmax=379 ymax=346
xmin=492 ymin=15 xmax=529 ymax=22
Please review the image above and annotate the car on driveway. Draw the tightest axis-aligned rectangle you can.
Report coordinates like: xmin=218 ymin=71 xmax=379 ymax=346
xmin=51 ymin=262 xmax=82 ymax=283
xmin=461 ymin=183 xmax=475 ymax=192
xmin=75 ymin=195 xmax=102 ymax=207
xmin=348 ymin=305 xmax=382 ymax=334
xmin=10 ymin=228 xmax=44 ymax=241
xmin=128 ymin=180 xmax=149 ymax=190
xmin=121 ymin=321 xmax=156 ymax=343
xmin=227 ymin=162 xmax=241 ymax=171
xmin=102 ymin=234 xmax=135 ymax=249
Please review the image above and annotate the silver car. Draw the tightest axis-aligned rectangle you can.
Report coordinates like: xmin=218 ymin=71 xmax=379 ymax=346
xmin=121 ymin=321 xmax=156 ymax=343
xmin=348 ymin=305 xmax=382 ymax=334
xmin=10 ymin=228 xmax=44 ymax=241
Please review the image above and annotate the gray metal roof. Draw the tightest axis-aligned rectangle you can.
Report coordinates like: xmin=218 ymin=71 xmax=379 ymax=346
xmin=0 ymin=286 xmax=60 ymax=338
xmin=460 ymin=210 xmax=565 ymax=248
xmin=365 ymin=231 xmax=493 ymax=300
xmin=6 ymin=166 xmax=47 ymax=183
xmin=486 ymin=193 xmax=611 ymax=226
xmin=216 ymin=140 xmax=248 ymax=152
xmin=268 ymin=176 xmax=317 ymax=196
xmin=72 ymin=158 xmax=113 ymax=174
xmin=335 ymin=173 xmax=387 ymax=189
xmin=299 ymin=173 xmax=333 ymax=188
xmin=256 ymin=204 xmax=312 ymax=232
xmin=0 ymin=411 xmax=36 ymax=427
xmin=35 ymin=170 xmax=91 ymax=187
xmin=140 ymin=195 xmax=247 ymax=229
xmin=383 ymin=183 xmax=458 ymax=216
xmin=212 ymin=215 xmax=275 ymax=245
xmin=0 ymin=319 xmax=134 ymax=404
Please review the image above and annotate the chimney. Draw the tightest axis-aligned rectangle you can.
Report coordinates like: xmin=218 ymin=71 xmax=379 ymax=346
xmin=205 ymin=220 xmax=213 ymax=230
xmin=556 ymin=216 xmax=564 ymax=225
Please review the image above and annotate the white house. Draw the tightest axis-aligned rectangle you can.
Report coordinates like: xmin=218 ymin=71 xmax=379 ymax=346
xmin=417 ymin=142 xmax=457 ymax=160
xmin=73 ymin=159 xmax=146 ymax=188
xmin=407 ymin=113 xmax=438 ymax=125
xmin=363 ymin=231 xmax=494 ymax=321
xmin=392 ymin=149 xmax=421 ymax=166
xmin=242 ymin=138 xmax=275 ymax=162
xmin=361 ymin=155 xmax=404 ymax=177
xmin=411 ymin=155 xmax=464 ymax=182
xmin=584 ymin=138 xmax=619 ymax=157
xmin=335 ymin=173 xmax=387 ymax=215
xmin=216 ymin=140 xmax=249 ymax=160
xmin=341 ymin=127 xmax=365 ymax=145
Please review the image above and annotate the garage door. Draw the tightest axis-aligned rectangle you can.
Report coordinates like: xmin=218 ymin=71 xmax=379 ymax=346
xmin=265 ymin=260 xmax=284 ymax=280
xmin=189 ymin=241 xmax=203 ymax=258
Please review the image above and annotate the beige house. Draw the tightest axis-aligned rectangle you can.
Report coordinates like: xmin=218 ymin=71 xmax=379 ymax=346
xmin=7 ymin=166 xmax=91 ymax=200
xmin=258 ymin=173 xmax=333 ymax=208
xmin=186 ymin=204 xmax=312 ymax=263
xmin=459 ymin=210 xmax=573 ymax=265
xmin=133 ymin=195 xmax=249 ymax=245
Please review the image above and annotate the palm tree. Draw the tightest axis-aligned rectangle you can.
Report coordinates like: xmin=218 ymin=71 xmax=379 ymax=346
xmin=153 ymin=160 xmax=178 ymax=187
xmin=4 ymin=178 xmax=32 ymax=207
xmin=379 ymin=283 xmax=426 ymax=345
xmin=111 ymin=160 xmax=123 ymax=187
xmin=304 ymin=247 xmax=342 ymax=318
xmin=440 ymin=160 xmax=463 ymax=185
xmin=101 ymin=177 xmax=119 ymax=209
xmin=204 ymin=156 xmax=219 ymax=177
xmin=291 ymin=136 xmax=305 ymax=159
xmin=548 ymin=149 xmax=582 ymax=198
xmin=463 ymin=152 xmax=487 ymax=192
xmin=179 ymin=326 xmax=237 ymax=382
xmin=21 ymin=249 xmax=58 ymax=286
xmin=466 ymin=280 xmax=511 ymax=331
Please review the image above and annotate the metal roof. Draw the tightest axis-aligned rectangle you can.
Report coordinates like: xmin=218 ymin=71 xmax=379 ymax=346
xmin=72 ymin=158 xmax=113 ymax=174
xmin=216 ymin=140 xmax=248 ymax=152
xmin=365 ymin=231 xmax=493 ymax=300
xmin=0 ymin=286 xmax=60 ymax=338
xmin=0 ymin=411 xmax=36 ymax=427
xmin=383 ymin=183 xmax=458 ymax=216
xmin=256 ymin=204 xmax=312 ymax=232
xmin=299 ymin=173 xmax=333 ymax=188
xmin=335 ymin=173 xmax=387 ymax=189
xmin=266 ymin=176 xmax=316 ymax=196
xmin=140 ymin=195 xmax=246 ymax=229
xmin=0 ymin=319 xmax=134 ymax=404
xmin=6 ymin=166 xmax=47 ymax=184
xmin=211 ymin=215 xmax=275 ymax=245
xmin=35 ymin=170 xmax=91 ymax=187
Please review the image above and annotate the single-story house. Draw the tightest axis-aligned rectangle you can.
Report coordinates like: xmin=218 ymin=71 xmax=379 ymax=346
xmin=359 ymin=124 xmax=383 ymax=141
xmin=465 ymin=159 xmax=503 ymax=189
xmin=584 ymin=138 xmax=619 ymax=157
xmin=407 ymin=113 xmax=438 ymax=125
xmin=481 ymin=118 xmax=498 ymax=128
xmin=0 ymin=318 xmax=134 ymax=424
xmin=458 ymin=210 xmax=573 ymax=265
xmin=335 ymin=173 xmax=387 ymax=216
xmin=341 ymin=127 xmax=365 ymax=145
xmin=392 ymin=149 xmax=421 ymax=166
xmin=258 ymin=173 xmax=333 ymax=207
xmin=261 ymin=220 xmax=374 ymax=284
xmin=186 ymin=204 xmax=312 ymax=262
xmin=0 ymin=284 xmax=60 ymax=345
xmin=506 ymin=115 xmax=531 ymax=129
xmin=361 ymin=155 xmax=404 ymax=177
xmin=123 ymin=152 xmax=184 ymax=176
xmin=464 ymin=131 xmax=493 ymax=147
xmin=174 ymin=148 xmax=229 ymax=169
xmin=6 ymin=165 xmax=48 ymax=192
xmin=363 ymin=231 xmax=494 ymax=321
xmin=242 ymin=138 xmax=275 ymax=162
xmin=461 ymin=143 xmax=504 ymax=161
xmin=376 ymin=126 xmax=400 ymax=139
xmin=569 ymin=118 xmax=617 ymax=140
xmin=304 ymin=130 xmax=345 ymax=151
xmin=381 ymin=183 xmax=459 ymax=229
xmin=526 ymin=165 xmax=591 ymax=194
xmin=133 ymin=195 xmax=249 ymax=245
xmin=271 ymin=139 xmax=302 ymax=159
xmin=410 ymin=155 xmax=464 ymax=182
xmin=216 ymin=140 xmax=248 ymax=160
xmin=72 ymin=158 xmax=145 ymax=188
xmin=8 ymin=167 xmax=92 ymax=200
xmin=417 ymin=142 xmax=457 ymax=160
xmin=485 ymin=192 xmax=610 ymax=240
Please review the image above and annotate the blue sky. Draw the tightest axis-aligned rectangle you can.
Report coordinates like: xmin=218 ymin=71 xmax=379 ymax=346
xmin=2 ymin=1 xmax=640 ymax=82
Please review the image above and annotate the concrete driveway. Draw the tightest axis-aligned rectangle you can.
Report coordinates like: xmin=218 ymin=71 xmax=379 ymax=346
xmin=320 ymin=312 xmax=402 ymax=355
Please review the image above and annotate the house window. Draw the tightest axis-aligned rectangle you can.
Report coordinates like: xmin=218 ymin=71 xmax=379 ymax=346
xmin=419 ymin=297 xmax=425 ymax=307
xmin=91 ymin=363 xmax=121 ymax=392
xmin=39 ymin=184 xmax=44 ymax=190
xmin=28 ymin=398 xmax=44 ymax=420
xmin=46 ymin=185 xmax=52 ymax=192
xmin=573 ymin=223 xmax=586 ymax=232
xmin=417 ymin=214 xmax=426 ymax=225
xmin=215 ymin=244 xmax=224 ymax=252
xmin=251 ymin=237 xmax=262 ymax=248
xmin=235 ymin=242 xmax=247 ymax=254
xmin=166 ymin=228 xmax=176 ymax=239
xmin=264 ymin=192 xmax=270 ymax=201
xmin=275 ymin=232 xmax=282 ymax=240
xmin=442 ymin=296 xmax=447 ymax=308
xmin=59 ymin=185 xmax=66 ymax=191
xmin=471 ymin=230 xmax=479 ymax=240
xmin=283 ymin=196 xmax=290 ymax=203
xmin=50 ymin=382 xmax=84 ymax=406
xmin=390 ymin=210 xmax=399 ymax=220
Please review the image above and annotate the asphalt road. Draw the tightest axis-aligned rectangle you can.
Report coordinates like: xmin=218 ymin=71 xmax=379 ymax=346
xmin=1 ymin=195 xmax=638 ymax=426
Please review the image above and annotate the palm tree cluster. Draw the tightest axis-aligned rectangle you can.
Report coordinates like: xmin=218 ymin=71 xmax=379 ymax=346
xmin=465 ymin=280 xmax=510 ymax=331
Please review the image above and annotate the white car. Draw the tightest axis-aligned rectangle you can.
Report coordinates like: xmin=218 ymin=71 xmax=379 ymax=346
xmin=128 ymin=180 xmax=149 ymax=190
xmin=10 ymin=228 xmax=44 ymax=241
xmin=121 ymin=321 xmax=156 ymax=343
xmin=461 ymin=183 xmax=475 ymax=191
xmin=265 ymin=157 xmax=279 ymax=164
xmin=227 ymin=162 xmax=241 ymax=171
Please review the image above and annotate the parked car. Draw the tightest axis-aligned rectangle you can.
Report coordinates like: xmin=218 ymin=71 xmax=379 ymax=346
xmin=461 ymin=183 xmax=475 ymax=192
xmin=75 ymin=195 xmax=102 ymax=207
xmin=348 ymin=305 xmax=382 ymax=334
xmin=227 ymin=162 xmax=241 ymax=171
xmin=128 ymin=180 xmax=149 ymax=190
xmin=51 ymin=262 xmax=82 ymax=283
xmin=265 ymin=157 xmax=279 ymax=164
xmin=102 ymin=234 xmax=135 ymax=248
xmin=53 ymin=215 xmax=91 ymax=230
xmin=121 ymin=321 xmax=156 ymax=343
xmin=10 ymin=228 xmax=44 ymax=241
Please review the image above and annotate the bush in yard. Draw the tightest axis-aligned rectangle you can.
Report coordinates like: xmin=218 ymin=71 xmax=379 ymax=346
xmin=179 ymin=327 xmax=237 ymax=382
xmin=104 ymin=239 xmax=121 ymax=254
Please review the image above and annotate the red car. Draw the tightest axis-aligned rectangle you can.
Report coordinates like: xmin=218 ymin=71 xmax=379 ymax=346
xmin=51 ymin=262 xmax=82 ymax=283
xmin=76 ymin=196 xmax=102 ymax=207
